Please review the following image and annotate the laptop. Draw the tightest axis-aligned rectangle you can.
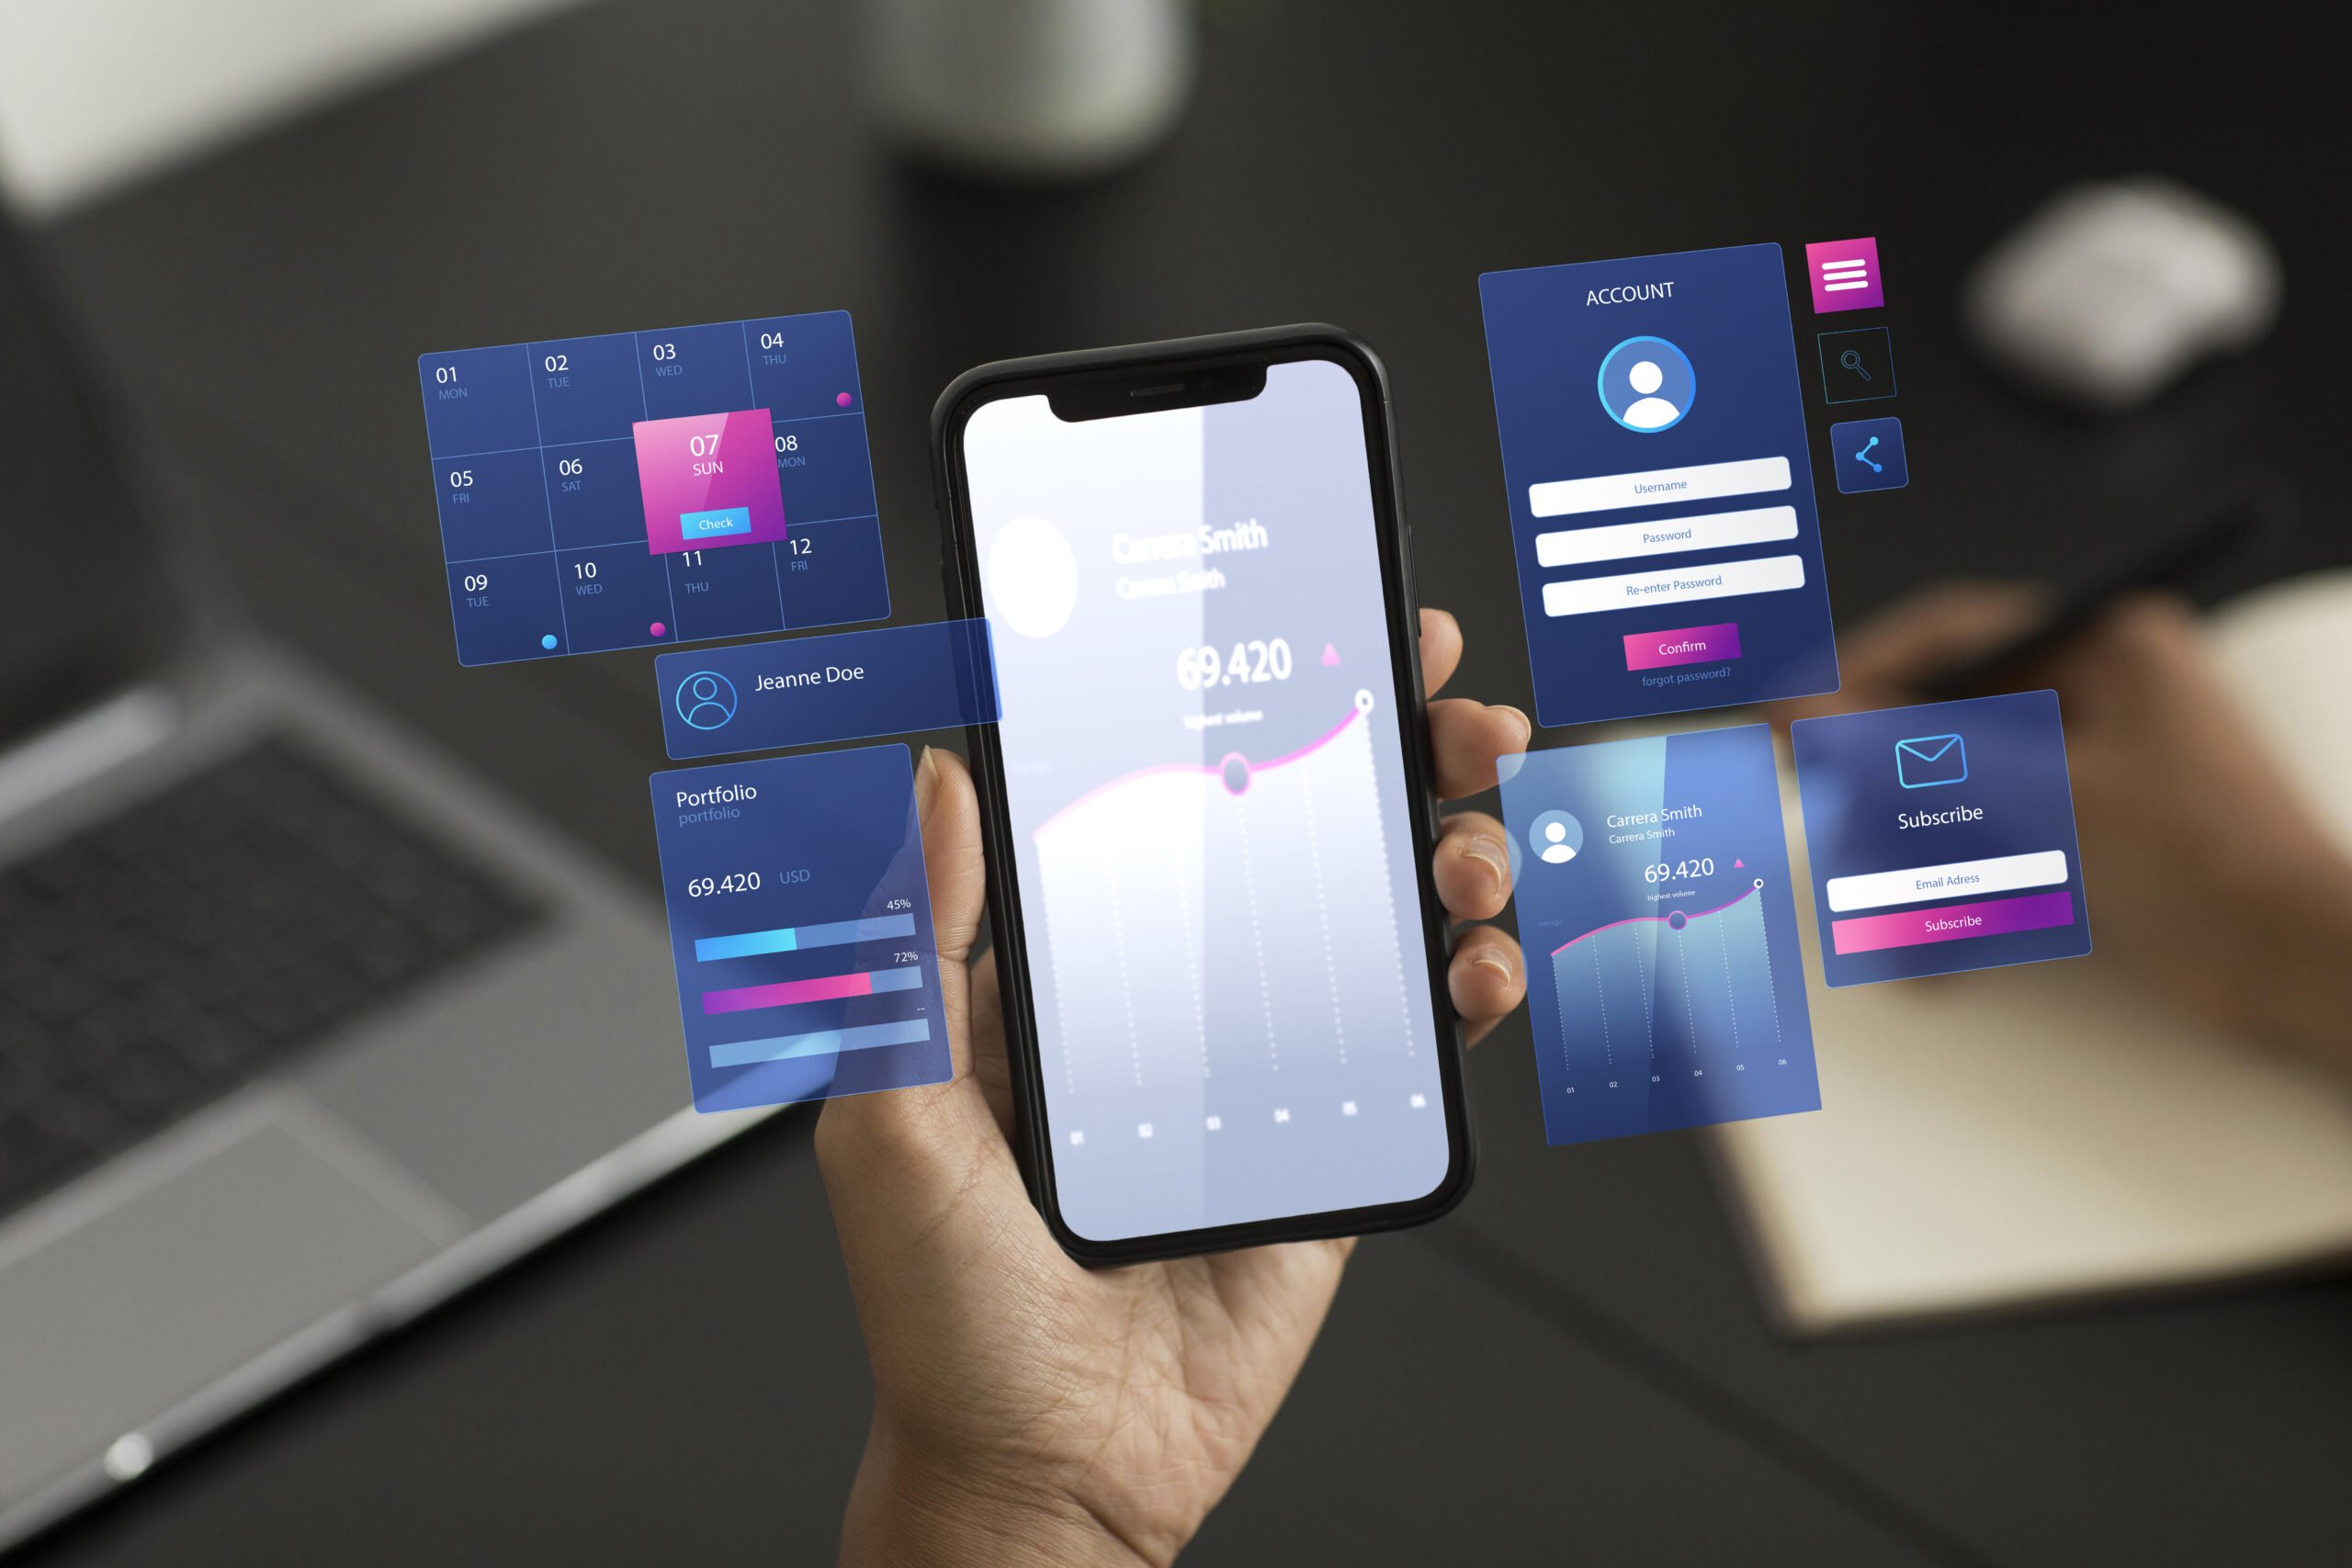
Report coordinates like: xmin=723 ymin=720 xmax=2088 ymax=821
xmin=0 ymin=212 xmax=754 ymax=1547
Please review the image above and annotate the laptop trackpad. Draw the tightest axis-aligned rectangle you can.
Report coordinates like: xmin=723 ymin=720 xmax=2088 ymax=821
xmin=0 ymin=1103 xmax=448 ymax=1508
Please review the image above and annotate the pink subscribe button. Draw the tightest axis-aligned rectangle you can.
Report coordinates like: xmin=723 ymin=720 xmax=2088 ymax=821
xmin=1623 ymin=622 xmax=1741 ymax=671
xmin=1830 ymin=890 xmax=2075 ymax=955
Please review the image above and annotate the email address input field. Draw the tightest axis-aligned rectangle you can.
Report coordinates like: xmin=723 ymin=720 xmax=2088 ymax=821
xmin=1529 ymin=456 xmax=1792 ymax=520
xmin=1825 ymin=850 xmax=2070 ymax=914
xmin=1536 ymin=505 xmax=1798 ymax=569
xmin=1543 ymin=554 xmax=1804 ymax=618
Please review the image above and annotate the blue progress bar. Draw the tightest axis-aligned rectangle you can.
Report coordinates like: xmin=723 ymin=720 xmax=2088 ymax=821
xmin=695 ymin=912 xmax=917 ymax=964
xmin=708 ymin=1016 xmax=933 ymax=1068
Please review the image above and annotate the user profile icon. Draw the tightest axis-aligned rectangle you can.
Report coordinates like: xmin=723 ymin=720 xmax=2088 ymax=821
xmin=1527 ymin=810 xmax=1585 ymax=865
xmin=674 ymin=671 xmax=739 ymax=730
xmin=1597 ymin=335 xmax=1696 ymax=433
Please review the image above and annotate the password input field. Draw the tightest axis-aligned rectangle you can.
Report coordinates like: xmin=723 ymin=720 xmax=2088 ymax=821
xmin=1543 ymin=554 xmax=1804 ymax=618
xmin=1529 ymin=456 xmax=1791 ymax=519
xmin=1536 ymin=505 xmax=1797 ymax=568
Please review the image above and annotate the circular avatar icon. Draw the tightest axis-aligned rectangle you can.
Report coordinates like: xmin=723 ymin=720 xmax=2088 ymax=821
xmin=1527 ymin=809 xmax=1585 ymax=865
xmin=986 ymin=514 xmax=1079 ymax=640
xmin=674 ymin=671 xmax=739 ymax=730
xmin=1596 ymin=335 xmax=1696 ymax=433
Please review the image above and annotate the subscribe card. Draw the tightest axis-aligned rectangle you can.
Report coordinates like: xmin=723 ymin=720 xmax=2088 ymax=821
xmin=1499 ymin=724 xmax=1820 ymax=1145
xmin=649 ymin=745 xmax=949 ymax=1111
xmin=1792 ymin=690 xmax=2091 ymax=987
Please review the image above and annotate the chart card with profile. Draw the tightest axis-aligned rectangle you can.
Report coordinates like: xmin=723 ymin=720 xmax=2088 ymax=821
xmin=649 ymin=744 xmax=948 ymax=1111
xmin=1498 ymin=725 xmax=1819 ymax=1145
xmin=1480 ymin=244 xmax=1839 ymax=726
xmin=418 ymin=311 xmax=888 ymax=665
xmin=1792 ymin=690 xmax=2091 ymax=987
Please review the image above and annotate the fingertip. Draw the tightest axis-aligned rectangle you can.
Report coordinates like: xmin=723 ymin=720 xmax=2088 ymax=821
xmin=1448 ymin=931 xmax=1526 ymax=1021
xmin=913 ymin=743 xmax=942 ymax=821
xmin=915 ymin=745 xmax=987 ymax=974
xmin=1435 ymin=813 xmax=1512 ymax=921
xmin=1419 ymin=606 xmax=1464 ymax=696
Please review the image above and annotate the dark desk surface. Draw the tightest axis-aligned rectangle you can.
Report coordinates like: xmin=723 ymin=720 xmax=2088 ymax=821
xmin=19 ymin=3 xmax=2350 ymax=1562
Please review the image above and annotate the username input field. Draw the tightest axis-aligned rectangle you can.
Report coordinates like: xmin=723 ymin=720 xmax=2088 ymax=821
xmin=1536 ymin=504 xmax=1798 ymax=568
xmin=1825 ymin=851 xmax=2070 ymax=913
xmin=1529 ymin=455 xmax=1792 ymax=519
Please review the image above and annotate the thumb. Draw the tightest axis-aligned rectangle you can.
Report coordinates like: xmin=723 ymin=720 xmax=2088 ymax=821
xmin=910 ymin=745 xmax=987 ymax=1079
xmin=815 ymin=745 xmax=1012 ymax=1224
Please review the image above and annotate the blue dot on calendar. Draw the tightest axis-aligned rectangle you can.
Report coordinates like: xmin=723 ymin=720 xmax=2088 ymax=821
xmin=540 ymin=633 xmax=559 ymax=650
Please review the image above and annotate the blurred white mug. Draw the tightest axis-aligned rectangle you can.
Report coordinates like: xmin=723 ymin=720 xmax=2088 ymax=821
xmin=864 ymin=0 xmax=1196 ymax=181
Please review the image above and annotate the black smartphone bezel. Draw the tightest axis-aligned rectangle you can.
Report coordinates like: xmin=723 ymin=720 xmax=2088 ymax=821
xmin=931 ymin=323 xmax=1476 ymax=1266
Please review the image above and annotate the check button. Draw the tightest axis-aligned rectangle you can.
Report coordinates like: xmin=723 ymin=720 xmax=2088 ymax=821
xmin=680 ymin=506 xmax=754 ymax=538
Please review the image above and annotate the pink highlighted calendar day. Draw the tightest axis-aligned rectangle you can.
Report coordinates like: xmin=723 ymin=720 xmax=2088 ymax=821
xmin=632 ymin=408 xmax=787 ymax=554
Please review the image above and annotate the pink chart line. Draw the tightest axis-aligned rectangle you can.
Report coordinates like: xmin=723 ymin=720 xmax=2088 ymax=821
xmin=1550 ymin=882 xmax=1760 ymax=957
xmin=1032 ymin=704 xmax=1363 ymax=837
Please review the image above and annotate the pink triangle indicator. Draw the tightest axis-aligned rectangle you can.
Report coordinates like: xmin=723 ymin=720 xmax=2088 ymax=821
xmin=1321 ymin=643 xmax=1341 ymax=666
xmin=1733 ymin=858 xmax=1745 ymax=868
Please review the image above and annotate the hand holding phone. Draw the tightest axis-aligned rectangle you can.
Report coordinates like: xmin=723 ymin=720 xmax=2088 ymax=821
xmin=934 ymin=328 xmax=1499 ymax=1259
xmin=816 ymin=605 xmax=1529 ymax=1565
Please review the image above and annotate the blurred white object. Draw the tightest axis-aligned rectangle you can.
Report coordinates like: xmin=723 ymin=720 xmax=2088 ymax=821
xmin=0 ymin=0 xmax=583 ymax=216
xmin=865 ymin=0 xmax=1195 ymax=182
xmin=1963 ymin=176 xmax=2282 ymax=412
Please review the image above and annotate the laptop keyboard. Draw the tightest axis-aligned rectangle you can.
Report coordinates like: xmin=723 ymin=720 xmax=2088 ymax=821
xmin=0 ymin=738 xmax=540 ymax=1218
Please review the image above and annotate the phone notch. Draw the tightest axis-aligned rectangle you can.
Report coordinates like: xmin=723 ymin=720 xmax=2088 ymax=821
xmin=1046 ymin=362 xmax=1267 ymax=422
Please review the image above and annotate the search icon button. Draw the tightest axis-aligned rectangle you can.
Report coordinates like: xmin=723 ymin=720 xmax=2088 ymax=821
xmin=1817 ymin=327 xmax=1896 ymax=404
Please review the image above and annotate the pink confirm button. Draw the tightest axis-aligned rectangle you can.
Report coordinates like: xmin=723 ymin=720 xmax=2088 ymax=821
xmin=1623 ymin=621 xmax=1741 ymax=671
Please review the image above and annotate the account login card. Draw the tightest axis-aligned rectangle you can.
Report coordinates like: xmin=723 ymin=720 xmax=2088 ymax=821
xmin=1480 ymin=243 xmax=1840 ymax=727
xmin=1498 ymin=725 xmax=1820 ymax=1145
xmin=649 ymin=744 xmax=949 ymax=1111
xmin=1792 ymin=690 xmax=2092 ymax=987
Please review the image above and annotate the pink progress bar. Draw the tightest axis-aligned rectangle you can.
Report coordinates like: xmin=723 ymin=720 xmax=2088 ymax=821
xmin=701 ymin=965 xmax=923 ymax=1016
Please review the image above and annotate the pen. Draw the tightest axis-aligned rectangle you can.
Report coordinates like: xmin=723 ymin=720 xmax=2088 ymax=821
xmin=1917 ymin=471 xmax=2296 ymax=701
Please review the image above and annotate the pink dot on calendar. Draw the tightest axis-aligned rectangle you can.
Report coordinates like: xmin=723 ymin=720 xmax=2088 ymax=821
xmin=649 ymin=622 xmax=667 ymax=637
xmin=836 ymin=391 xmax=854 ymax=408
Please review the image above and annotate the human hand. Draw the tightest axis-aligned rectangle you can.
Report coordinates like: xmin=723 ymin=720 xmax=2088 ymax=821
xmin=817 ymin=608 xmax=1530 ymax=1567
xmin=1775 ymin=581 xmax=2352 ymax=1058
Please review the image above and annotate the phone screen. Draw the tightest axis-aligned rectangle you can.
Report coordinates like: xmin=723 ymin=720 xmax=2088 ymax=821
xmin=964 ymin=355 xmax=1453 ymax=1243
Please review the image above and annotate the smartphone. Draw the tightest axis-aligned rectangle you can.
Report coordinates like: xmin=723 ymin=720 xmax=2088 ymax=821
xmin=933 ymin=325 xmax=1474 ymax=1263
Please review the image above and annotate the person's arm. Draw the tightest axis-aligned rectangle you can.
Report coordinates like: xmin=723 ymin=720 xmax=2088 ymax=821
xmin=1779 ymin=582 xmax=2352 ymax=1066
xmin=840 ymin=1431 xmax=1148 ymax=1567
xmin=2230 ymin=858 xmax=2352 ymax=1067
xmin=819 ymin=610 xmax=1532 ymax=1568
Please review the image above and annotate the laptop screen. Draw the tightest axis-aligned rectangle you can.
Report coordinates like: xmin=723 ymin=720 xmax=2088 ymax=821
xmin=0 ymin=212 xmax=187 ymax=738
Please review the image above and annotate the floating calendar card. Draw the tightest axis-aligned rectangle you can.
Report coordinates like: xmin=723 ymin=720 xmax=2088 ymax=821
xmin=418 ymin=312 xmax=888 ymax=665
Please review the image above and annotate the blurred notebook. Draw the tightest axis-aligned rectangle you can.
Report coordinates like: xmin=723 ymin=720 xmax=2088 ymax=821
xmin=1712 ymin=571 xmax=2352 ymax=1332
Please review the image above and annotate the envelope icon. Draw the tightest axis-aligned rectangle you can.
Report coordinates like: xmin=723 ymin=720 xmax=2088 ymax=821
xmin=1894 ymin=733 xmax=1967 ymax=789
